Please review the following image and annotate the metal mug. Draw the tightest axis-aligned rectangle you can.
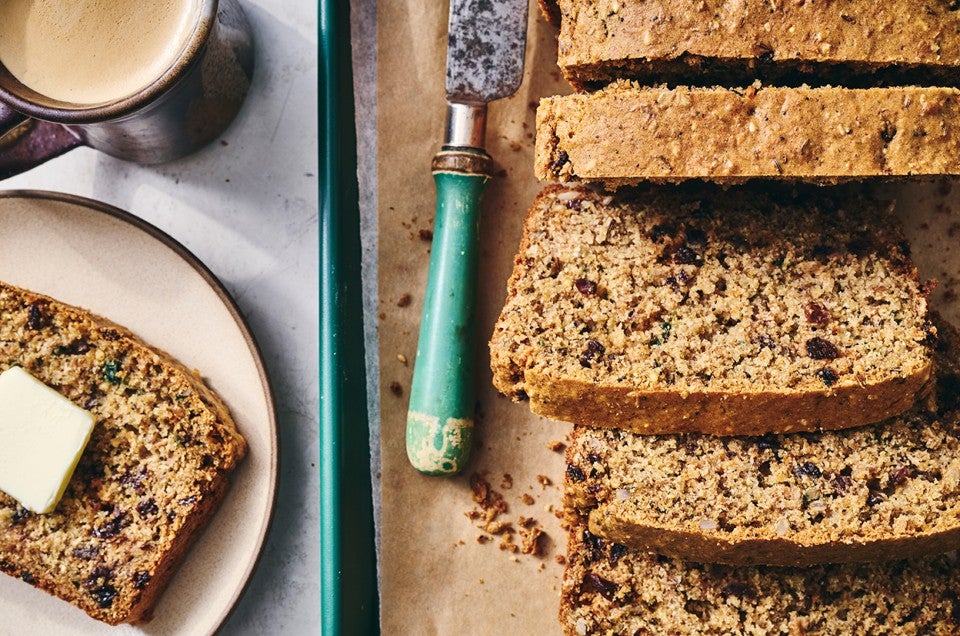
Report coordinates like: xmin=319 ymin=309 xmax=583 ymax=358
xmin=0 ymin=0 xmax=254 ymax=179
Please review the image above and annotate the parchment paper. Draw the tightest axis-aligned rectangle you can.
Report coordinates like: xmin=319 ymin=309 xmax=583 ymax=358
xmin=376 ymin=2 xmax=573 ymax=633
xmin=372 ymin=2 xmax=960 ymax=633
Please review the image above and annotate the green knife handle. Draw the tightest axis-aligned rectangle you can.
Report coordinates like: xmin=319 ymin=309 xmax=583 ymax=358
xmin=406 ymin=148 xmax=491 ymax=475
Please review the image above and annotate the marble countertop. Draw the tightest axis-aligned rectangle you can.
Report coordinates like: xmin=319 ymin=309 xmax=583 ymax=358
xmin=4 ymin=1 xmax=320 ymax=633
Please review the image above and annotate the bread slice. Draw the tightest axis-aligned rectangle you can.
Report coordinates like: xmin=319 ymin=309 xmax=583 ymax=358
xmin=0 ymin=282 xmax=246 ymax=624
xmin=561 ymin=513 xmax=960 ymax=635
xmin=490 ymin=185 xmax=934 ymax=436
xmin=553 ymin=0 xmax=960 ymax=90
xmin=536 ymin=83 xmax=960 ymax=185
xmin=564 ymin=316 xmax=960 ymax=566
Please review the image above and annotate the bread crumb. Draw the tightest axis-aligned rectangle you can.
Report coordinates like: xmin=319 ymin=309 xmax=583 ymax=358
xmin=547 ymin=440 xmax=567 ymax=453
xmin=471 ymin=473 xmax=508 ymax=515
xmin=945 ymin=286 xmax=958 ymax=304
xmin=537 ymin=474 xmax=552 ymax=488
xmin=397 ymin=293 xmax=411 ymax=308
xmin=520 ymin=525 xmax=545 ymax=556
xmin=484 ymin=520 xmax=513 ymax=535
xmin=396 ymin=353 xmax=408 ymax=365
xmin=500 ymin=535 xmax=520 ymax=553
xmin=555 ymin=554 xmax=567 ymax=565
xmin=419 ymin=228 xmax=433 ymax=241
xmin=389 ymin=381 xmax=403 ymax=397
xmin=465 ymin=471 xmax=555 ymax=563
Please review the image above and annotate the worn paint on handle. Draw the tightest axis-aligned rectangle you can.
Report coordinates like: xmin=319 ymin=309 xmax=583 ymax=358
xmin=406 ymin=411 xmax=473 ymax=475
xmin=405 ymin=150 xmax=489 ymax=475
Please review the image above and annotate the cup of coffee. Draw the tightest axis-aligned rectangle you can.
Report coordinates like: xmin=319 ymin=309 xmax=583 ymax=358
xmin=0 ymin=0 xmax=254 ymax=179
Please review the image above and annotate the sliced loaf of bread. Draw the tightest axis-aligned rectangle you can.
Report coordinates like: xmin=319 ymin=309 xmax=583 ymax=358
xmin=564 ymin=317 xmax=960 ymax=566
xmin=0 ymin=282 xmax=246 ymax=624
xmin=551 ymin=0 xmax=960 ymax=90
xmin=536 ymin=84 xmax=960 ymax=185
xmin=561 ymin=513 xmax=960 ymax=636
xmin=490 ymin=185 xmax=934 ymax=436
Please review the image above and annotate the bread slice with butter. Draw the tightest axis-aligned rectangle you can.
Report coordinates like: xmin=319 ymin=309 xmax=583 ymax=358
xmin=0 ymin=281 xmax=246 ymax=624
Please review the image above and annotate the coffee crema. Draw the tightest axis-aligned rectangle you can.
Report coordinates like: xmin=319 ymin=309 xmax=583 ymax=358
xmin=0 ymin=0 xmax=200 ymax=105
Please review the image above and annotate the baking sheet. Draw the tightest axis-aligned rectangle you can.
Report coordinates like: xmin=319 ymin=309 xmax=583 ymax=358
xmin=372 ymin=1 xmax=960 ymax=633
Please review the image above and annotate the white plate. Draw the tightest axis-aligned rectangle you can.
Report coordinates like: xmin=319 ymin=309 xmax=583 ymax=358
xmin=0 ymin=192 xmax=277 ymax=635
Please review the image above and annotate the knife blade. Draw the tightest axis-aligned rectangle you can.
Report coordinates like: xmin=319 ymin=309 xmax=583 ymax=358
xmin=406 ymin=0 xmax=529 ymax=475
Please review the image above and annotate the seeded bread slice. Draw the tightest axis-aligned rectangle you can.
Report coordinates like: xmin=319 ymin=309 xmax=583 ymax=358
xmin=0 ymin=282 xmax=246 ymax=624
xmin=536 ymin=84 xmax=960 ymax=186
xmin=553 ymin=0 xmax=960 ymax=90
xmin=490 ymin=185 xmax=934 ymax=436
xmin=564 ymin=317 xmax=960 ymax=567
xmin=561 ymin=514 xmax=960 ymax=636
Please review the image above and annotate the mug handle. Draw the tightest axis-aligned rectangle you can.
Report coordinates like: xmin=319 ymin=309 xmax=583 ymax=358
xmin=0 ymin=103 xmax=83 ymax=180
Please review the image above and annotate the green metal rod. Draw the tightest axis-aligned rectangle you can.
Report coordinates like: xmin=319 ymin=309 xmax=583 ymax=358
xmin=319 ymin=0 xmax=343 ymax=626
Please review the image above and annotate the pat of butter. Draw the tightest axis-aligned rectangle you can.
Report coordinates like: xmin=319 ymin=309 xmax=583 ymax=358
xmin=0 ymin=367 xmax=95 ymax=514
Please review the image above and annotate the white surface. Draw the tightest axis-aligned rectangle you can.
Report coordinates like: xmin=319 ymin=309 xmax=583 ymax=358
xmin=0 ymin=367 xmax=96 ymax=514
xmin=2 ymin=0 xmax=319 ymax=633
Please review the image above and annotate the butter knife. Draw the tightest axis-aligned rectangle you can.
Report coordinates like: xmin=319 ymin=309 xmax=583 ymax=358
xmin=406 ymin=0 xmax=529 ymax=475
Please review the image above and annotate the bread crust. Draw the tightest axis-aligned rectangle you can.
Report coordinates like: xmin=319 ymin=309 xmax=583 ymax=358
xmin=521 ymin=368 xmax=933 ymax=435
xmin=587 ymin=512 xmax=960 ymax=568
xmin=536 ymin=85 xmax=960 ymax=185
xmin=555 ymin=0 xmax=960 ymax=89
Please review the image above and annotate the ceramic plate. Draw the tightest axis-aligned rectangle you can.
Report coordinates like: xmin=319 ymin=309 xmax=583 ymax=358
xmin=0 ymin=192 xmax=277 ymax=635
